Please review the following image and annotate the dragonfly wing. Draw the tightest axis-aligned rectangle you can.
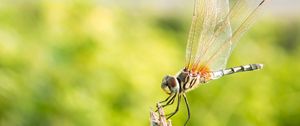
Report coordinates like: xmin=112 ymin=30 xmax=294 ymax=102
xmin=185 ymin=0 xmax=267 ymax=72
xmin=202 ymin=0 xmax=267 ymax=71
xmin=185 ymin=0 xmax=232 ymax=72
xmin=185 ymin=0 xmax=206 ymax=70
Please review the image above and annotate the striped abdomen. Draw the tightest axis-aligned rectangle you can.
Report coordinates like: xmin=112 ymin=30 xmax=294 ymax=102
xmin=177 ymin=64 xmax=263 ymax=92
xmin=210 ymin=64 xmax=264 ymax=80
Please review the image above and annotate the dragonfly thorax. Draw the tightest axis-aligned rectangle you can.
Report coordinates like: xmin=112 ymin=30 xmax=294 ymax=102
xmin=177 ymin=70 xmax=206 ymax=92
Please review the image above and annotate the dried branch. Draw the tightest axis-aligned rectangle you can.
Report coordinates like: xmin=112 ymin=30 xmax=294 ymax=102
xmin=150 ymin=103 xmax=172 ymax=126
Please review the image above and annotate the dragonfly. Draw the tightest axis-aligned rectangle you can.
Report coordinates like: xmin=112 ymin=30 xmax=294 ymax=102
xmin=158 ymin=0 xmax=267 ymax=125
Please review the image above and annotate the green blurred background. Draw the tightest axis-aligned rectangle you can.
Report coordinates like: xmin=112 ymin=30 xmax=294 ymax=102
xmin=0 ymin=0 xmax=300 ymax=126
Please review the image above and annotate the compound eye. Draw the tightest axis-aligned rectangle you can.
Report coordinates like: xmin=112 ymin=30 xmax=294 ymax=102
xmin=161 ymin=75 xmax=179 ymax=94
xmin=161 ymin=76 xmax=171 ymax=94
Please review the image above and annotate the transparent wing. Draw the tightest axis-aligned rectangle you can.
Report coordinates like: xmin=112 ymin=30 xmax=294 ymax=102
xmin=185 ymin=0 xmax=267 ymax=72
xmin=185 ymin=0 xmax=232 ymax=71
xmin=185 ymin=0 xmax=207 ymax=70
xmin=201 ymin=0 xmax=267 ymax=71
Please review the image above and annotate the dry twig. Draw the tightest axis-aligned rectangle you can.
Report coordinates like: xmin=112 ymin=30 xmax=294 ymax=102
xmin=150 ymin=103 xmax=172 ymax=126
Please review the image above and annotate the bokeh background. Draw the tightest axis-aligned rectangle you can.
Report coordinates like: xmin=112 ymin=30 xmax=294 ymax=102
xmin=0 ymin=0 xmax=300 ymax=126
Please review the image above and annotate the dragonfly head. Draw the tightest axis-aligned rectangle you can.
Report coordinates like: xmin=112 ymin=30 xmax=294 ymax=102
xmin=161 ymin=75 xmax=180 ymax=94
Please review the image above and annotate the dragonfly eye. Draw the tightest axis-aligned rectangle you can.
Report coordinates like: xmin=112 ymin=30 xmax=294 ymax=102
xmin=161 ymin=75 xmax=179 ymax=94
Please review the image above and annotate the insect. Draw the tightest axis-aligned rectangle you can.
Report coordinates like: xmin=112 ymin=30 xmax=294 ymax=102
xmin=158 ymin=0 xmax=267 ymax=125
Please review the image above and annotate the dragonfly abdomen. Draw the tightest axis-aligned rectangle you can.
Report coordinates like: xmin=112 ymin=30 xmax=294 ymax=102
xmin=210 ymin=64 xmax=264 ymax=80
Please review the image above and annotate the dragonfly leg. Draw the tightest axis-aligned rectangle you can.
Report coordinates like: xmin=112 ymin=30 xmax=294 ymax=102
xmin=161 ymin=93 xmax=177 ymax=107
xmin=155 ymin=93 xmax=177 ymax=112
xmin=158 ymin=94 xmax=172 ymax=104
xmin=183 ymin=93 xmax=191 ymax=126
xmin=166 ymin=94 xmax=181 ymax=119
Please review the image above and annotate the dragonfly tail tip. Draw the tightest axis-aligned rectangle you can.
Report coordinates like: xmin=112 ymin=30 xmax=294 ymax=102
xmin=258 ymin=64 xmax=264 ymax=69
